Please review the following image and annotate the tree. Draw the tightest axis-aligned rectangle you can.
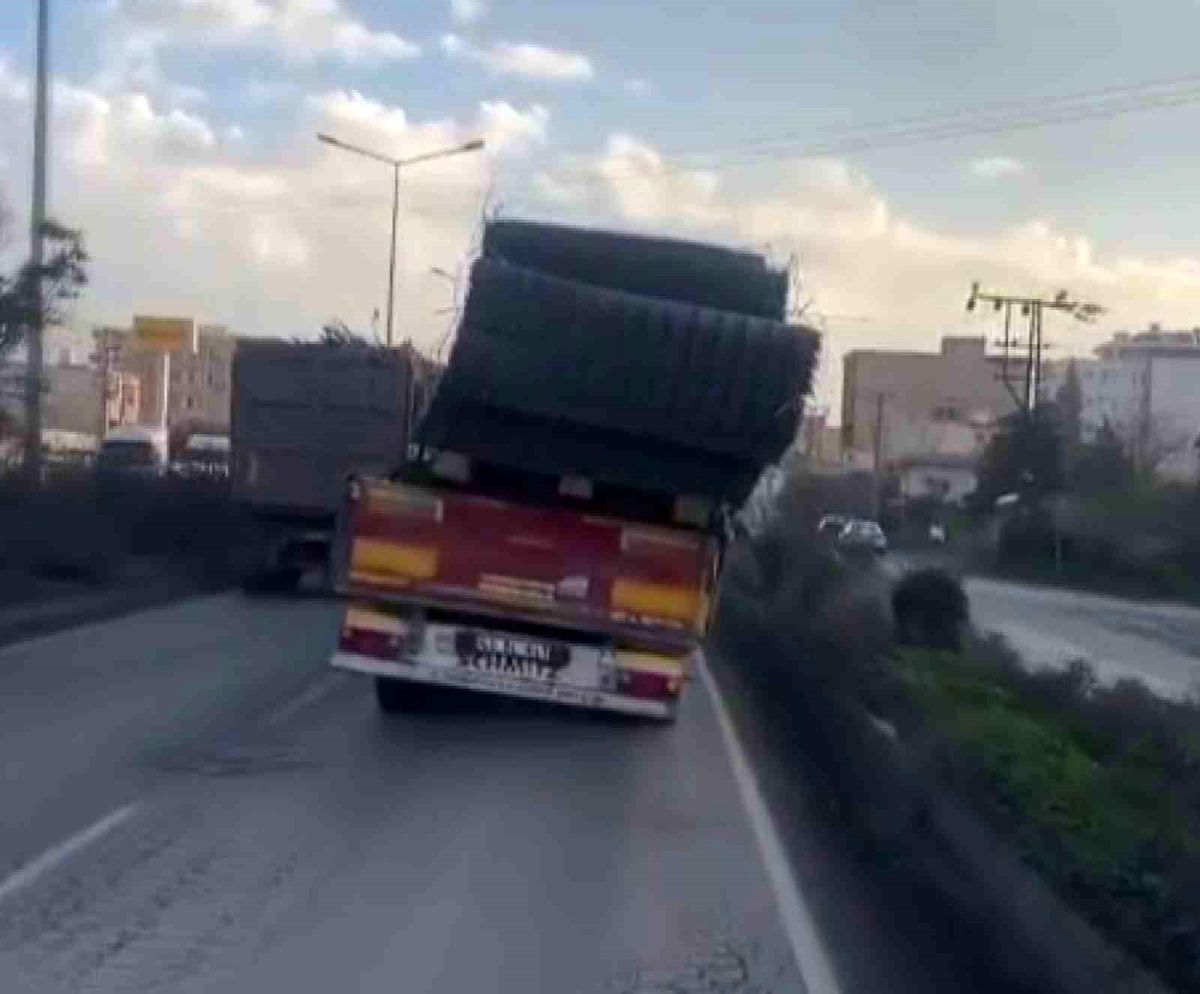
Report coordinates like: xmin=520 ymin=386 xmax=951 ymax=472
xmin=1135 ymin=413 xmax=1195 ymax=481
xmin=974 ymin=410 xmax=1063 ymax=508
xmin=1056 ymin=360 xmax=1083 ymax=450
xmin=1073 ymin=419 xmax=1134 ymax=492
xmin=0 ymin=219 xmax=89 ymax=356
xmin=311 ymin=319 xmax=371 ymax=347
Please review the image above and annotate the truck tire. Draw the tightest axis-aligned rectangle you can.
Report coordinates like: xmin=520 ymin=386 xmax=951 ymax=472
xmin=242 ymin=566 xmax=302 ymax=595
xmin=375 ymin=677 xmax=428 ymax=714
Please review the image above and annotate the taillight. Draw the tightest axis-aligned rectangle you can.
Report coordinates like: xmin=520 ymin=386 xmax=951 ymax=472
xmin=614 ymin=651 xmax=687 ymax=701
xmin=617 ymin=670 xmax=681 ymax=701
xmin=339 ymin=606 xmax=409 ymax=660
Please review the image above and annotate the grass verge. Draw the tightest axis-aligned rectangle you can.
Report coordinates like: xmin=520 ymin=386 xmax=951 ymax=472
xmin=869 ymin=639 xmax=1200 ymax=990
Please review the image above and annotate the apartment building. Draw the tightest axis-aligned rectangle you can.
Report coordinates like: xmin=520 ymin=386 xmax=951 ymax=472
xmin=94 ymin=323 xmax=236 ymax=435
xmin=1042 ymin=327 xmax=1200 ymax=480
xmin=841 ymin=336 xmax=1018 ymax=470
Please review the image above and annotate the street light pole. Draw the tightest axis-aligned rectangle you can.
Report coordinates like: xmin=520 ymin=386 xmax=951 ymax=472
xmin=386 ymin=164 xmax=399 ymax=346
xmin=24 ymin=0 xmax=50 ymax=487
xmin=316 ymin=133 xmax=485 ymax=347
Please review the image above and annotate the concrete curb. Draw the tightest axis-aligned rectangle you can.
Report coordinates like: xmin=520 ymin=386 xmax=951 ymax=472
xmin=710 ymin=593 xmax=1174 ymax=994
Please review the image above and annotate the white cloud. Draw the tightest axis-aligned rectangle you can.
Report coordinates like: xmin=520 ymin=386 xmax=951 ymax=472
xmin=440 ymin=33 xmax=594 ymax=81
xmin=531 ymin=137 xmax=1200 ymax=407
xmin=0 ymin=67 xmax=546 ymax=354
xmin=968 ymin=155 xmax=1027 ymax=179
xmin=105 ymin=0 xmax=420 ymax=64
xmin=450 ymin=0 xmax=487 ymax=27
xmin=624 ymin=78 xmax=652 ymax=97
xmin=0 ymin=59 xmax=31 ymax=103
xmin=479 ymin=101 xmax=549 ymax=152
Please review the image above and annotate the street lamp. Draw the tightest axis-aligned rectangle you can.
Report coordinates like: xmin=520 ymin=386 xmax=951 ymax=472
xmin=317 ymin=133 xmax=484 ymax=346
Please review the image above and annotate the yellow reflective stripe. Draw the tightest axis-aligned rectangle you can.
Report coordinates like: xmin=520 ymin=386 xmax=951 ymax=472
xmin=611 ymin=579 xmax=700 ymax=622
xmin=350 ymin=539 xmax=438 ymax=581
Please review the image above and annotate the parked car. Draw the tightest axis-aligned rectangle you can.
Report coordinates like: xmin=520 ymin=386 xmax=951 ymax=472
xmin=838 ymin=518 xmax=888 ymax=553
xmin=817 ymin=513 xmax=848 ymax=538
xmin=172 ymin=433 xmax=230 ymax=479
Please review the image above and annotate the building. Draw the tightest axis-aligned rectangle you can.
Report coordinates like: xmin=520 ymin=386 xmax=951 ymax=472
xmin=43 ymin=359 xmax=102 ymax=436
xmin=796 ymin=408 xmax=846 ymax=470
xmin=105 ymin=371 xmax=141 ymax=430
xmin=1041 ymin=327 xmax=1200 ymax=481
xmin=94 ymin=323 xmax=236 ymax=436
xmin=0 ymin=355 xmax=104 ymax=438
xmin=896 ymin=454 xmax=978 ymax=504
xmin=842 ymin=336 xmax=1017 ymax=471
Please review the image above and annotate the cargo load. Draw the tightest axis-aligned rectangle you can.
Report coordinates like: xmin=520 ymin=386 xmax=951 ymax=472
xmin=420 ymin=225 xmax=819 ymax=504
xmin=331 ymin=219 xmax=819 ymax=720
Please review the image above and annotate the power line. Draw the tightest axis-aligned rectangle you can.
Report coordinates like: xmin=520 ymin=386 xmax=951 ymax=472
xmin=23 ymin=71 xmax=1200 ymax=225
xmin=500 ymin=72 xmax=1200 ymax=193
xmin=642 ymin=70 xmax=1200 ymax=168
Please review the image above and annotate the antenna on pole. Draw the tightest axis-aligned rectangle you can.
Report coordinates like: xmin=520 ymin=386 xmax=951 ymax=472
xmin=965 ymin=284 xmax=1103 ymax=418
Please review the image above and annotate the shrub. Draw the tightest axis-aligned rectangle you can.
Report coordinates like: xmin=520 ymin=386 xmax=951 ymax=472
xmin=882 ymin=641 xmax=1200 ymax=991
xmin=891 ymin=568 xmax=968 ymax=652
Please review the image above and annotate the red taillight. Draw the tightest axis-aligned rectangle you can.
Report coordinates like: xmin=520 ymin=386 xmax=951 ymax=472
xmin=339 ymin=626 xmax=403 ymax=660
xmin=617 ymin=669 xmax=681 ymax=702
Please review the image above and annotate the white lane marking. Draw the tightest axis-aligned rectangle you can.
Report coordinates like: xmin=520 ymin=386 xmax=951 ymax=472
xmin=263 ymin=673 xmax=343 ymax=727
xmin=0 ymin=802 xmax=141 ymax=906
xmin=698 ymin=657 xmax=843 ymax=994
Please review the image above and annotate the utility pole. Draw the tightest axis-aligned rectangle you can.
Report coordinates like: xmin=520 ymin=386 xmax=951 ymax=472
xmin=24 ymin=0 xmax=50 ymax=487
xmin=966 ymin=283 xmax=1103 ymax=419
xmin=872 ymin=391 xmax=887 ymax=518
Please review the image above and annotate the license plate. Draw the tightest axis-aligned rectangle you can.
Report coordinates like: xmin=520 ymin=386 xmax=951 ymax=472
xmin=453 ymin=630 xmax=570 ymax=680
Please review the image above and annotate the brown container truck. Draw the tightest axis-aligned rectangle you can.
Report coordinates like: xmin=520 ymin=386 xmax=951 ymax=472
xmin=231 ymin=340 xmax=431 ymax=591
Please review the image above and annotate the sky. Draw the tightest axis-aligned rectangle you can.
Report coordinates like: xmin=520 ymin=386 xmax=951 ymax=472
xmin=1 ymin=0 xmax=1199 ymax=413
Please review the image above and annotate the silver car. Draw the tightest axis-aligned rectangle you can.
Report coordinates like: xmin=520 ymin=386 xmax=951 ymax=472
xmin=838 ymin=518 xmax=888 ymax=553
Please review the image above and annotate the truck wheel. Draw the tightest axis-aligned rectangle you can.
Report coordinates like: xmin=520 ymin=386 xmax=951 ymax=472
xmin=242 ymin=567 xmax=302 ymax=595
xmin=375 ymin=677 xmax=422 ymax=714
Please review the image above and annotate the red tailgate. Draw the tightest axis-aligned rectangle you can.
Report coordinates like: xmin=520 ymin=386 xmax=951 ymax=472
xmin=338 ymin=479 xmax=717 ymax=649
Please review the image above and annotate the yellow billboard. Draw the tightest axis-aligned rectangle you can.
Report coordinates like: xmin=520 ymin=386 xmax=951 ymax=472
xmin=132 ymin=316 xmax=195 ymax=353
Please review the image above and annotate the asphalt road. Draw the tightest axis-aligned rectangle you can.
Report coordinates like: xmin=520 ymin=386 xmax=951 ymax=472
xmin=966 ymin=576 xmax=1200 ymax=699
xmin=0 ymin=591 xmax=1030 ymax=994
xmin=0 ymin=592 xmax=830 ymax=994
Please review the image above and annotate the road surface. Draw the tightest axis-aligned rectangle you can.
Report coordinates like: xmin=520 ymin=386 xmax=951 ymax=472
xmin=0 ymin=592 xmax=1017 ymax=994
xmin=966 ymin=576 xmax=1200 ymax=699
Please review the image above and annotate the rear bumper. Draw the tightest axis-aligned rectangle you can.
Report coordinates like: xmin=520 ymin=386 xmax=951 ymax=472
xmin=331 ymin=652 xmax=675 ymax=720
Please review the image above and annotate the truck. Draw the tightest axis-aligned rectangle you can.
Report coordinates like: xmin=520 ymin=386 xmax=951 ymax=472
xmin=230 ymin=340 xmax=429 ymax=591
xmin=330 ymin=220 xmax=819 ymax=720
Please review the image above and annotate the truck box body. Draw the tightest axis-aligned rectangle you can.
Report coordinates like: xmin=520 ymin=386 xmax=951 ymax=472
xmin=232 ymin=342 xmax=414 ymax=517
xmin=231 ymin=341 xmax=425 ymax=588
xmin=332 ymin=219 xmax=818 ymax=718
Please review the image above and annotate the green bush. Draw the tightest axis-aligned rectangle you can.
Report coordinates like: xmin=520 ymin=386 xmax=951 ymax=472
xmin=882 ymin=643 xmax=1200 ymax=990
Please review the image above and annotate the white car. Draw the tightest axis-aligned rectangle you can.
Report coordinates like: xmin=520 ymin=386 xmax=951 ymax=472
xmin=838 ymin=518 xmax=888 ymax=553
